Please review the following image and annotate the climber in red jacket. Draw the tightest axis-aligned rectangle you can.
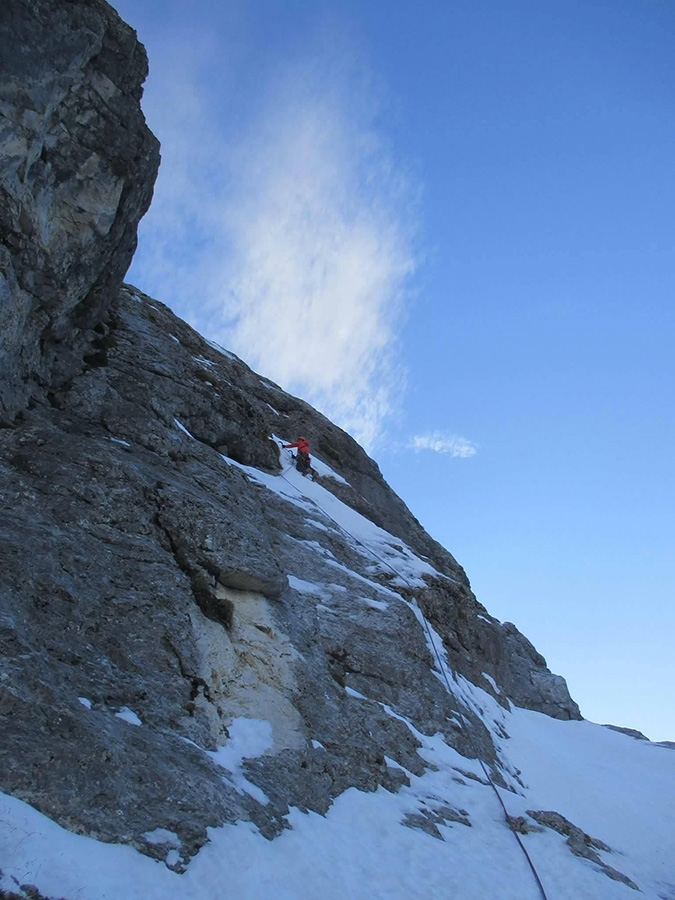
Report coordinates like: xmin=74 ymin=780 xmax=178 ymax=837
xmin=283 ymin=437 xmax=313 ymax=477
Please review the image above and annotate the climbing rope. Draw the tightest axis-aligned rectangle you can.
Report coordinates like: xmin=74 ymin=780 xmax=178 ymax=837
xmin=277 ymin=447 xmax=549 ymax=900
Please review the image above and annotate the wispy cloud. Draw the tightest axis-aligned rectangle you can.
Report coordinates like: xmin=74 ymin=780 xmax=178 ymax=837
xmin=410 ymin=433 xmax=478 ymax=458
xmin=128 ymin=20 xmax=418 ymax=451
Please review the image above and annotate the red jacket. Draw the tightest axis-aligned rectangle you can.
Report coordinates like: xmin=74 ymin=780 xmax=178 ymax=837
xmin=284 ymin=438 xmax=310 ymax=456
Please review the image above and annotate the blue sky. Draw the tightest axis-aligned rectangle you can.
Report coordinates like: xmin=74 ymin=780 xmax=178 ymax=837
xmin=114 ymin=0 xmax=674 ymax=741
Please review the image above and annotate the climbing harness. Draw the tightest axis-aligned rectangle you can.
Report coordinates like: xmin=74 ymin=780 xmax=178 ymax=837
xmin=277 ymin=447 xmax=550 ymax=900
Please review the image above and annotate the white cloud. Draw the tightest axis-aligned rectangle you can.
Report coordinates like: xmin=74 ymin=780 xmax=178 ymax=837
xmin=128 ymin=24 xmax=418 ymax=452
xmin=223 ymin=72 xmax=416 ymax=451
xmin=410 ymin=433 xmax=478 ymax=458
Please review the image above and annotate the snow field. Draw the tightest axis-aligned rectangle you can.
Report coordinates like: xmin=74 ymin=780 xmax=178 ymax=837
xmin=3 ymin=702 xmax=670 ymax=898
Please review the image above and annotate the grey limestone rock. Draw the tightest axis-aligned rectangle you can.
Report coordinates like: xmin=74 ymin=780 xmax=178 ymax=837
xmin=527 ymin=810 xmax=639 ymax=891
xmin=0 ymin=284 xmax=579 ymax=861
xmin=602 ymin=724 xmax=650 ymax=741
xmin=527 ymin=809 xmax=612 ymax=858
xmin=0 ymin=0 xmax=160 ymax=421
xmin=506 ymin=815 xmax=543 ymax=835
xmin=1 ymin=0 xmax=583 ymax=869
xmin=497 ymin=622 xmax=581 ymax=720
xmin=402 ymin=802 xmax=471 ymax=841
xmin=409 ymin=581 xmax=581 ymax=721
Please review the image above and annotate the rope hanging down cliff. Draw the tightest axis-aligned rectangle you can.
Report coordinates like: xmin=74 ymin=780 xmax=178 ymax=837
xmin=277 ymin=449 xmax=549 ymax=900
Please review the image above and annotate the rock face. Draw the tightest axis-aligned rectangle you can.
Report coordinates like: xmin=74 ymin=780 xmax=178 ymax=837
xmin=0 ymin=0 xmax=579 ymax=869
xmin=0 ymin=0 xmax=160 ymax=422
xmin=0 ymin=286 xmax=581 ymax=862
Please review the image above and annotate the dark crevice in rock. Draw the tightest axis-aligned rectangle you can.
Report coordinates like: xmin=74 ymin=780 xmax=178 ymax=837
xmin=150 ymin=491 xmax=233 ymax=631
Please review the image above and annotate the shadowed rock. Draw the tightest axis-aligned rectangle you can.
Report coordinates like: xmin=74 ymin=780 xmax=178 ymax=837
xmin=0 ymin=0 xmax=160 ymax=420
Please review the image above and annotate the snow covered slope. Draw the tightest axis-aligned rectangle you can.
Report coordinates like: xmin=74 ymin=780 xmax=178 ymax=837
xmin=2 ymin=446 xmax=672 ymax=899
xmin=2 ymin=710 xmax=673 ymax=899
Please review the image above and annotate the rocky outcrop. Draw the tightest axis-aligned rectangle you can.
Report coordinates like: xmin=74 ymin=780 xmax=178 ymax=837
xmin=495 ymin=622 xmax=581 ymax=719
xmin=0 ymin=0 xmax=159 ymax=421
xmin=0 ymin=286 xmax=579 ymax=860
xmin=602 ymin=724 xmax=649 ymax=740
xmin=527 ymin=810 xmax=640 ymax=890
xmin=0 ymin=0 xmax=580 ymax=868
xmin=403 ymin=579 xmax=580 ymax=720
